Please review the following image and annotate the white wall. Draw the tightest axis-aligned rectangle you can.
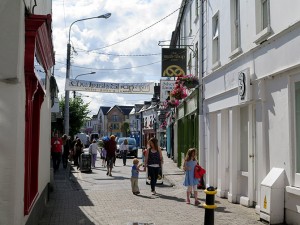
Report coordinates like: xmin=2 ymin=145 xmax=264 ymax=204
xmin=0 ymin=1 xmax=53 ymax=224
xmin=203 ymin=0 xmax=300 ymax=222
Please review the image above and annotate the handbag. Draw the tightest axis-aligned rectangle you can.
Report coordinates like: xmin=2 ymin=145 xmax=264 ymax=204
xmin=194 ymin=164 xmax=206 ymax=179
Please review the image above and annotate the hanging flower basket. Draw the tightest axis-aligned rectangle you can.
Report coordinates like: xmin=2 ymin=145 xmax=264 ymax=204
xmin=170 ymin=85 xmax=188 ymax=100
xmin=167 ymin=99 xmax=179 ymax=108
xmin=177 ymin=74 xmax=199 ymax=89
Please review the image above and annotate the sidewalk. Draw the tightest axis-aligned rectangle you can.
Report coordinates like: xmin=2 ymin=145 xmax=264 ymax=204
xmin=38 ymin=150 xmax=265 ymax=225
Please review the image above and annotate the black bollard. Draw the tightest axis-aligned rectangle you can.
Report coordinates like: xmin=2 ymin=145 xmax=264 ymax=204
xmin=203 ymin=186 xmax=217 ymax=225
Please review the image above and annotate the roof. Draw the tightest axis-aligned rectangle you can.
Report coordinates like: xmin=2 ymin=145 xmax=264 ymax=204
xmin=98 ymin=106 xmax=111 ymax=115
xmin=117 ymin=105 xmax=134 ymax=115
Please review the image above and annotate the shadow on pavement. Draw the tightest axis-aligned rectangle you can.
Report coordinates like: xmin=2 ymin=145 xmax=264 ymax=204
xmin=154 ymin=193 xmax=186 ymax=203
xmin=39 ymin=164 xmax=95 ymax=225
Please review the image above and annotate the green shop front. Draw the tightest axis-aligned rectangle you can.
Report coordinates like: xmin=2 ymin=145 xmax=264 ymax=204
xmin=176 ymin=89 xmax=199 ymax=168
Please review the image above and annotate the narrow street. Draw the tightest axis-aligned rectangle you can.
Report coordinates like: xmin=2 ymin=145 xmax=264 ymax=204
xmin=38 ymin=149 xmax=265 ymax=225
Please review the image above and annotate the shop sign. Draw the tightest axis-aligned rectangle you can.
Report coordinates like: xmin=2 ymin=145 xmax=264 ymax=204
xmin=238 ymin=68 xmax=252 ymax=104
xmin=161 ymin=48 xmax=186 ymax=77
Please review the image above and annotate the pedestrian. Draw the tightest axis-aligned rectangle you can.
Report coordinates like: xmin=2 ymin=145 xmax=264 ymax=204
xmin=119 ymin=138 xmax=129 ymax=166
xmin=89 ymin=139 xmax=99 ymax=168
xmin=183 ymin=148 xmax=200 ymax=206
xmin=144 ymin=137 xmax=163 ymax=195
xmin=131 ymin=158 xmax=144 ymax=195
xmin=100 ymin=147 xmax=107 ymax=167
xmin=105 ymin=135 xmax=116 ymax=176
xmin=51 ymin=133 xmax=63 ymax=173
xmin=62 ymin=134 xmax=71 ymax=169
xmin=74 ymin=138 xmax=84 ymax=169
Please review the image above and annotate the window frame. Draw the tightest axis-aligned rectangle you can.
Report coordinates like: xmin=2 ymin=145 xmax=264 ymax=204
xmin=212 ymin=11 xmax=221 ymax=70
xmin=292 ymin=78 xmax=300 ymax=187
xmin=229 ymin=0 xmax=242 ymax=59
xmin=254 ymin=0 xmax=271 ymax=44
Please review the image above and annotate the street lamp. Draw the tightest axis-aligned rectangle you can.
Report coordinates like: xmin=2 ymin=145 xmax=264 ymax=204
xmin=64 ymin=13 xmax=111 ymax=135
xmin=73 ymin=71 xmax=96 ymax=98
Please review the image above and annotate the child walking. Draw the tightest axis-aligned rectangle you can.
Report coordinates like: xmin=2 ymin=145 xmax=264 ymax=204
xmin=183 ymin=148 xmax=200 ymax=206
xmin=131 ymin=158 xmax=144 ymax=195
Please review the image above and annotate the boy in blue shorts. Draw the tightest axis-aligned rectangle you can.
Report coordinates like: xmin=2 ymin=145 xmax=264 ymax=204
xmin=131 ymin=158 xmax=144 ymax=195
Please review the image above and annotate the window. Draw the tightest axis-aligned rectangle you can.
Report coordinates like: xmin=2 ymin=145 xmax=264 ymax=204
xmin=254 ymin=0 xmax=271 ymax=44
xmin=295 ymin=82 xmax=300 ymax=174
xmin=212 ymin=12 xmax=220 ymax=68
xmin=188 ymin=52 xmax=192 ymax=73
xmin=189 ymin=4 xmax=192 ymax=34
xmin=194 ymin=42 xmax=199 ymax=76
xmin=262 ymin=0 xmax=269 ymax=30
xmin=230 ymin=0 xmax=242 ymax=57
xmin=195 ymin=0 xmax=199 ymax=17
xmin=113 ymin=115 xmax=118 ymax=122
xmin=112 ymin=123 xmax=119 ymax=129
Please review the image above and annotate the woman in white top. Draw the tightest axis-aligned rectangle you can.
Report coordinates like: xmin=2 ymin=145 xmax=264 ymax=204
xmin=89 ymin=139 xmax=99 ymax=168
xmin=120 ymin=139 xmax=129 ymax=166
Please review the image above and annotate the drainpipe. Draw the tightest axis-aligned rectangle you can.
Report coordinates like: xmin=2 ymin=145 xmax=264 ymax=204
xmin=199 ymin=0 xmax=206 ymax=169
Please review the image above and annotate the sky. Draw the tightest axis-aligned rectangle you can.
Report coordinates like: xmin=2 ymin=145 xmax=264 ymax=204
xmin=52 ymin=0 xmax=182 ymax=116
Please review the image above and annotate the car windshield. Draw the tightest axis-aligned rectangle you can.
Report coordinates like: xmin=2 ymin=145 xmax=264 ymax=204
xmin=117 ymin=138 xmax=136 ymax=145
xmin=91 ymin=134 xmax=99 ymax=139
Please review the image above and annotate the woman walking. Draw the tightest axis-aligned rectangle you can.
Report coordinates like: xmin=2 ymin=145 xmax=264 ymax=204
xmin=89 ymin=139 xmax=99 ymax=168
xmin=120 ymin=139 xmax=129 ymax=166
xmin=144 ymin=137 xmax=163 ymax=195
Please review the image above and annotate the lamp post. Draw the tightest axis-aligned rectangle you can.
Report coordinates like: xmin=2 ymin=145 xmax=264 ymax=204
xmin=64 ymin=13 xmax=111 ymax=135
xmin=73 ymin=71 xmax=96 ymax=98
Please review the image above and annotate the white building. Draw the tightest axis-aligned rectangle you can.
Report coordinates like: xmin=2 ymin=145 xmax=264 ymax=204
xmin=202 ymin=0 xmax=300 ymax=224
xmin=97 ymin=106 xmax=111 ymax=137
xmin=0 ymin=1 xmax=55 ymax=224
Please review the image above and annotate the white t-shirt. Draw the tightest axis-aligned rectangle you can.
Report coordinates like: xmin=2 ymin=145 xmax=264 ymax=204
xmin=119 ymin=142 xmax=129 ymax=151
xmin=89 ymin=143 xmax=99 ymax=154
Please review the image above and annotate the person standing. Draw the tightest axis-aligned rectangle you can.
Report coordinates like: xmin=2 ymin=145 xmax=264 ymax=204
xmin=119 ymin=139 xmax=129 ymax=166
xmin=105 ymin=135 xmax=116 ymax=176
xmin=183 ymin=148 xmax=200 ymax=206
xmin=62 ymin=134 xmax=71 ymax=169
xmin=131 ymin=158 xmax=144 ymax=195
xmin=51 ymin=133 xmax=63 ymax=173
xmin=89 ymin=139 xmax=99 ymax=168
xmin=144 ymin=137 xmax=163 ymax=195
xmin=74 ymin=138 xmax=83 ymax=169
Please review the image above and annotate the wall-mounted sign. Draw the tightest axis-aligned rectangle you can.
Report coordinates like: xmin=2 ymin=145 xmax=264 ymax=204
xmin=65 ymin=78 xmax=154 ymax=94
xmin=161 ymin=48 xmax=186 ymax=77
xmin=238 ymin=68 xmax=252 ymax=104
xmin=160 ymin=80 xmax=176 ymax=102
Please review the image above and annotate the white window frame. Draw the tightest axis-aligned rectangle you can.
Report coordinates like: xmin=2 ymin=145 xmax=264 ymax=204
xmin=212 ymin=11 xmax=220 ymax=70
xmin=254 ymin=0 xmax=271 ymax=44
xmin=292 ymin=77 xmax=300 ymax=188
xmin=189 ymin=3 xmax=193 ymax=35
xmin=194 ymin=42 xmax=199 ymax=76
xmin=188 ymin=52 xmax=192 ymax=73
xmin=195 ymin=0 xmax=199 ymax=18
xmin=229 ymin=0 xmax=242 ymax=59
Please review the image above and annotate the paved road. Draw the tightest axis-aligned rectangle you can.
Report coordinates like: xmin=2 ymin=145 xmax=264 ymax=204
xmin=39 ymin=149 xmax=265 ymax=225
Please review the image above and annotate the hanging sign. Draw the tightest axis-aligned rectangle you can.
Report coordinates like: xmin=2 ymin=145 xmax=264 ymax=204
xmin=161 ymin=48 xmax=186 ymax=77
xmin=65 ymin=78 xmax=154 ymax=94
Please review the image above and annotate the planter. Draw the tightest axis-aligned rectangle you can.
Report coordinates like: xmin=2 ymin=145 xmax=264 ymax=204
xmin=184 ymin=82 xmax=197 ymax=89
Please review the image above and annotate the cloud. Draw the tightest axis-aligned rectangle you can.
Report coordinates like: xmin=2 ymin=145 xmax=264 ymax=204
xmin=52 ymin=0 xmax=181 ymax=115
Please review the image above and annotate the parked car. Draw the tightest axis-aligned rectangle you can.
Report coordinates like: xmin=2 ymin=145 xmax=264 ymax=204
xmin=116 ymin=137 xmax=138 ymax=158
